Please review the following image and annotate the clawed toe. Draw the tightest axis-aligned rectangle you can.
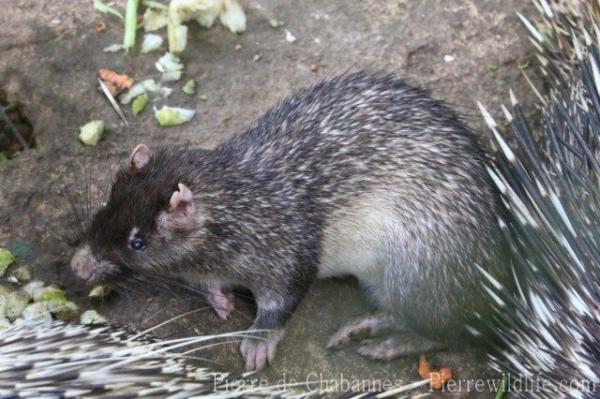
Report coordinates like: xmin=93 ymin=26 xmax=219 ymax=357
xmin=240 ymin=329 xmax=285 ymax=371
xmin=326 ymin=326 xmax=355 ymax=349
xmin=357 ymin=334 xmax=445 ymax=362
xmin=357 ymin=336 xmax=405 ymax=361
xmin=327 ymin=315 xmax=394 ymax=349
xmin=207 ymin=287 xmax=235 ymax=320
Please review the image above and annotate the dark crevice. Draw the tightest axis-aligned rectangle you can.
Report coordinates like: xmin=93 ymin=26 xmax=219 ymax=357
xmin=0 ymin=87 xmax=36 ymax=160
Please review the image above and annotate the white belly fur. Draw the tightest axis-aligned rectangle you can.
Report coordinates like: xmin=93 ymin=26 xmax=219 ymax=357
xmin=318 ymin=192 xmax=401 ymax=288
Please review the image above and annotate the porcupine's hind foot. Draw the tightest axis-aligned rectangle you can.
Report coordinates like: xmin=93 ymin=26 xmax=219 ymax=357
xmin=357 ymin=333 xmax=444 ymax=361
xmin=326 ymin=314 xmax=395 ymax=349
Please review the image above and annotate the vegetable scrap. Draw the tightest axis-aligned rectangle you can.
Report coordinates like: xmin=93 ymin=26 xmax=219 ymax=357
xmin=96 ymin=22 xmax=107 ymax=32
xmin=103 ymin=43 xmax=123 ymax=52
xmin=154 ymin=105 xmax=195 ymax=126
xmin=168 ymin=0 xmax=246 ymax=53
xmin=418 ymin=355 xmax=452 ymax=390
xmin=123 ymin=0 xmax=141 ymax=51
xmin=93 ymin=0 xmax=124 ymax=19
xmin=120 ymin=79 xmax=160 ymax=104
xmin=89 ymin=285 xmax=113 ymax=299
xmin=143 ymin=8 xmax=169 ymax=31
xmin=182 ymin=79 xmax=195 ymax=95
xmin=80 ymin=309 xmax=108 ymax=325
xmin=79 ymin=120 xmax=105 ymax=146
xmin=141 ymin=33 xmax=164 ymax=53
xmin=268 ymin=17 xmax=284 ymax=28
xmin=98 ymin=69 xmax=134 ymax=96
xmin=15 ymin=281 xmax=80 ymax=322
xmin=132 ymin=93 xmax=149 ymax=115
xmin=143 ymin=0 xmax=169 ymax=11
xmin=0 ymin=249 xmax=15 ymax=277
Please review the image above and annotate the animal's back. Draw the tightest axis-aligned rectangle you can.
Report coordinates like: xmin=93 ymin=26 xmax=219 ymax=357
xmin=226 ymin=72 xmax=493 ymax=208
xmin=219 ymin=71 xmax=507 ymax=340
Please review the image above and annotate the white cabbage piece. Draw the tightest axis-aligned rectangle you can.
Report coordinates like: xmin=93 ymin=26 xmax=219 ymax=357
xmin=219 ymin=0 xmax=245 ymax=33
xmin=154 ymin=105 xmax=196 ymax=126
xmin=143 ymin=8 xmax=169 ymax=31
xmin=141 ymin=33 xmax=164 ymax=53
xmin=167 ymin=0 xmax=245 ymax=52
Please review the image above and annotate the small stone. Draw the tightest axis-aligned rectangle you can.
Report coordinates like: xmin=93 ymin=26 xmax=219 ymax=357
xmin=443 ymin=54 xmax=455 ymax=63
xmin=253 ymin=54 xmax=262 ymax=62
xmin=81 ymin=310 xmax=108 ymax=325
xmin=285 ymin=30 xmax=297 ymax=43
xmin=234 ymin=43 xmax=242 ymax=51
xmin=5 ymin=291 xmax=29 ymax=321
xmin=12 ymin=265 xmax=31 ymax=282
xmin=309 ymin=63 xmax=319 ymax=73
xmin=0 ymin=317 xmax=11 ymax=330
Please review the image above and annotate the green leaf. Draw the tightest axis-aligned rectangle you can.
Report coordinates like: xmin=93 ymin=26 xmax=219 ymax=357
xmin=37 ymin=289 xmax=67 ymax=303
xmin=154 ymin=106 xmax=195 ymax=126
xmin=0 ymin=249 xmax=15 ymax=277
xmin=182 ymin=79 xmax=196 ymax=95
xmin=132 ymin=93 xmax=149 ymax=116
xmin=143 ymin=0 xmax=168 ymax=11
xmin=93 ymin=0 xmax=124 ymax=19
xmin=123 ymin=0 xmax=141 ymax=50
xmin=268 ymin=18 xmax=284 ymax=28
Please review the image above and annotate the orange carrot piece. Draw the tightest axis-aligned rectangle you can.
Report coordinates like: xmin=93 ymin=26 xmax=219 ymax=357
xmin=418 ymin=354 xmax=452 ymax=390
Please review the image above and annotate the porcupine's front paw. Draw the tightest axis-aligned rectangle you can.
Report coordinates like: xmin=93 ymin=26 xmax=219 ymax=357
xmin=207 ymin=287 xmax=235 ymax=320
xmin=240 ymin=329 xmax=285 ymax=371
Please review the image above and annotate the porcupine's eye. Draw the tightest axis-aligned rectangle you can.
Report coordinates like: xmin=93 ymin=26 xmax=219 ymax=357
xmin=129 ymin=237 xmax=147 ymax=253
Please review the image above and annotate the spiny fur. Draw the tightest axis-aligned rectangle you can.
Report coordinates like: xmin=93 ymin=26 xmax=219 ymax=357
xmin=74 ymin=70 xmax=509 ymax=368
xmin=480 ymin=1 xmax=600 ymax=397
xmin=0 ymin=319 xmax=272 ymax=398
xmin=0 ymin=319 xmax=427 ymax=398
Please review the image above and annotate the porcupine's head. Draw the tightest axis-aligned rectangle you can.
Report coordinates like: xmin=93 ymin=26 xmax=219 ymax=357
xmin=70 ymin=144 xmax=209 ymax=284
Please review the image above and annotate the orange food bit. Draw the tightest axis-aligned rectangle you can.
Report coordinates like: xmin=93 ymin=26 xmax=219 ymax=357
xmin=96 ymin=22 xmax=107 ymax=33
xmin=98 ymin=69 xmax=134 ymax=96
xmin=418 ymin=354 xmax=452 ymax=390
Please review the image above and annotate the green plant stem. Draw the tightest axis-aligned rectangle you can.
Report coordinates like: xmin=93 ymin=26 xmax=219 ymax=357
xmin=123 ymin=0 xmax=140 ymax=51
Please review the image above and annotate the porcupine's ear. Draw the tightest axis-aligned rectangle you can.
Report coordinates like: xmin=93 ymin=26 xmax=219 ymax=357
xmin=166 ymin=183 xmax=196 ymax=228
xmin=130 ymin=144 xmax=151 ymax=172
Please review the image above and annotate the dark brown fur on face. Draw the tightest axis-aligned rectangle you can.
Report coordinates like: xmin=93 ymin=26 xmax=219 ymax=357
xmin=71 ymin=71 xmax=511 ymax=372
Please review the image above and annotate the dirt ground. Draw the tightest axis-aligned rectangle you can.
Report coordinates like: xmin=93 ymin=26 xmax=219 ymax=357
xmin=0 ymin=0 xmax=541 ymax=397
